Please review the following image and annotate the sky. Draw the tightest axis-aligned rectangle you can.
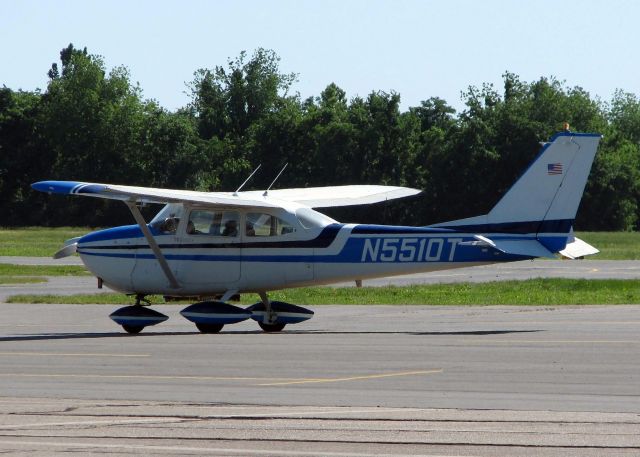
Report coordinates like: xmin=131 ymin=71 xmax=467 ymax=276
xmin=2 ymin=0 xmax=639 ymax=113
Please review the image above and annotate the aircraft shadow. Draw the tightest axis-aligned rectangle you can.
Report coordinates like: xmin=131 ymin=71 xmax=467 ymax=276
xmin=0 ymin=329 xmax=541 ymax=342
xmin=0 ymin=331 xmax=200 ymax=342
xmin=275 ymin=329 xmax=543 ymax=336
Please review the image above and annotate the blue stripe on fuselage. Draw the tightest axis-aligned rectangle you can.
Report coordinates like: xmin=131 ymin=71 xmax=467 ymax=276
xmin=79 ymin=229 xmax=532 ymax=264
xmin=78 ymin=224 xmax=344 ymax=249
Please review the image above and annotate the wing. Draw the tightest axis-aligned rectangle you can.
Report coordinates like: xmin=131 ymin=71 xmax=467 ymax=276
xmin=247 ymin=185 xmax=422 ymax=207
xmin=31 ymin=181 xmax=280 ymax=208
xmin=32 ymin=181 xmax=422 ymax=208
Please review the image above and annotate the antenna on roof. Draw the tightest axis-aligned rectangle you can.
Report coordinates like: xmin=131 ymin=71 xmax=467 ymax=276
xmin=234 ymin=164 xmax=261 ymax=196
xmin=263 ymin=163 xmax=288 ymax=197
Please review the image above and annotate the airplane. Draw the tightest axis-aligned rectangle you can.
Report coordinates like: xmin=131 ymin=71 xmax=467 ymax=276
xmin=32 ymin=131 xmax=602 ymax=334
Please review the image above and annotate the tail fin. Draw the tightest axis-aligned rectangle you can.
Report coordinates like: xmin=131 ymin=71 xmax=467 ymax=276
xmin=432 ymin=132 xmax=602 ymax=254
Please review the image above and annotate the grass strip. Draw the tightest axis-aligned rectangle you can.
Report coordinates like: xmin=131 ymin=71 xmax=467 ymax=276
xmin=6 ymin=278 xmax=640 ymax=305
xmin=0 ymin=264 xmax=88 ymax=276
xmin=0 ymin=227 xmax=89 ymax=257
xmin=576 ymin=231 xmax=640 ymax=260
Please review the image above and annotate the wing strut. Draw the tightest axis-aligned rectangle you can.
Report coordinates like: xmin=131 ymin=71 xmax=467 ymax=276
xmin=125 ymin=201 xmax=180 ymax=289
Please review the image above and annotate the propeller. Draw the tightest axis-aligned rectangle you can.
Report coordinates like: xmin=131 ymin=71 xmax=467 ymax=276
xmin=53 ymin=236 xmax=81 ymax=259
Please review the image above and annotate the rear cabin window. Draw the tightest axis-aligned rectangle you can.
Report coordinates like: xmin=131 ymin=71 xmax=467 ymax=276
xmin=246 ymin=213 xmax=295 ymax=237
xmin=296 ymin=207 xmax=336 ymax=229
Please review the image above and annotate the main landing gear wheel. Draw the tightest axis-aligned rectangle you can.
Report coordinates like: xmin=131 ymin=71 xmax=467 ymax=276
xmin=195 ymin=322 xmax=224 ymax=334
xmin=122 ymin=324 xmax=144 ymax=334
xmin=248 ymin=294 xmax=313 ymax=333
xmin=258 ymin=322 xmax=286 ymax=333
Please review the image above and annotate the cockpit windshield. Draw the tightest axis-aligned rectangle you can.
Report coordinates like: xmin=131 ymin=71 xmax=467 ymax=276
xmin=149 ymin=203 xmax=184 ymax=234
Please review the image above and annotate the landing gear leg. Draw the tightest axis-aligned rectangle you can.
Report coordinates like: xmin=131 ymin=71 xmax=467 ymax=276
xmin=257 ymin=292 xmax=286 ymax=333
xmin=135 ymin=294 xmax=150 ymax=306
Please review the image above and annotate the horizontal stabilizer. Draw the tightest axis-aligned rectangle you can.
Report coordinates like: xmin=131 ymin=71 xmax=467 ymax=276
xmin=468 ymin=235 xmax=556 ymax=258
xmin=559 ymin=237 xmax=599 ymax=259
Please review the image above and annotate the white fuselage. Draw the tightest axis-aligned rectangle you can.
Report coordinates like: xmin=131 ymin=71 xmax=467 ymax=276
xmin=76 ymin=203 xmax=529 ymax=296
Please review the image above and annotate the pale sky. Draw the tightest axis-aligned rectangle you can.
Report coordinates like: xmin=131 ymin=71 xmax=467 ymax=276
xmin=2 ymin=0 xmax=638 ymax=113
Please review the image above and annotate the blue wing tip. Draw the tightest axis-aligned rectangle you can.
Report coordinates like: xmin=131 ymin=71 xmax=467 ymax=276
xmin=32 ymin=181 xmax=97 ymax=195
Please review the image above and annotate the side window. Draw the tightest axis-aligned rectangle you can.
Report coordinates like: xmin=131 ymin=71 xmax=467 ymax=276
xmin=246 ymin=213 xmax=295 ymax=237
xmin=220 ymin=212 xmax=239 ymax=237
xmin=157 ymin=217 xmax=180 ymax=234
xmin=187 ymin=210 xmax=239 ymax=237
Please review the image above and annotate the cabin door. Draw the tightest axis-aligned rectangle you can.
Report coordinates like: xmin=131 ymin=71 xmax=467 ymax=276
xmin=175 ymin=208 xmax=241 ymax=287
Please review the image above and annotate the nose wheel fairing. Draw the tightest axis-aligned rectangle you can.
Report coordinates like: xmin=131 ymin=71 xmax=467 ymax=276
xmin=109 ymin=305 xmax=169 ymax=334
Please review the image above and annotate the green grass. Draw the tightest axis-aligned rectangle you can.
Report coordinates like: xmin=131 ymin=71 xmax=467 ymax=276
xmin=5 ymin=293 xmax=172 ymax=304
xmin=0 ymin=227 xmax=90 ymax=257
xmin=0 ymin=264 xmax=88 ymax=286
xmin=576 ymin=232 xmax=640 ymax=260
xmin=0 ymin=264 xmax=88 ymax=276
xmin=6 ymin=278 xmax=640 ymax=305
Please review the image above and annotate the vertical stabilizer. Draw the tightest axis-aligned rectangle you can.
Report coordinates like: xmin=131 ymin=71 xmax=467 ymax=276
xmin=487 ymin=132 xmax=601 ymax=225
xmin=431 ymin=132 xmax=601 ymax=254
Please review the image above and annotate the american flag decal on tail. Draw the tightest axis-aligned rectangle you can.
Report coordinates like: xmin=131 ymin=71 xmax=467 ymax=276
xmin=547 ymin=163 xmax=563 ymax=175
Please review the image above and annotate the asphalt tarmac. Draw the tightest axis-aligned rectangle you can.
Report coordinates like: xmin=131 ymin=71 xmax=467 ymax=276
xmin=0 ymin=302 xmax=639 ymax=455
xmin=0 ymin=259 xmax=639 ymax=455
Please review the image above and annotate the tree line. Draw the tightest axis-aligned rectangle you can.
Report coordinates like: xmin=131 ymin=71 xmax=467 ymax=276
xmin=1 ymin=44 xmax=639 ymax=230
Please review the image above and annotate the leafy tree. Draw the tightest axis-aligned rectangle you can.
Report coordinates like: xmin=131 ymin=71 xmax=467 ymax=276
xmin=135 ymin=106 xmax=201 ymax=188
xmin=38 ymin=44 xmax=148 ymax=224
xmin=189 ymin=48 xmax=297 ymax=141
xmin=187 ymin=48 xmax=299 ymax=191
xmin=2 ymin=45 xmax=640 ymax=230
xmin=0 ymin=87 xmax=50 ymax=224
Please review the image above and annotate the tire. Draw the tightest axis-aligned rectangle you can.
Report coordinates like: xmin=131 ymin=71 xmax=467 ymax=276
xmin=258 ymin=321 xmax=286 ymax=333
xmin=196 ymin=322 xmax=224 ymax=334
xmin=122 ymin=324 xmax=144 ymax=334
